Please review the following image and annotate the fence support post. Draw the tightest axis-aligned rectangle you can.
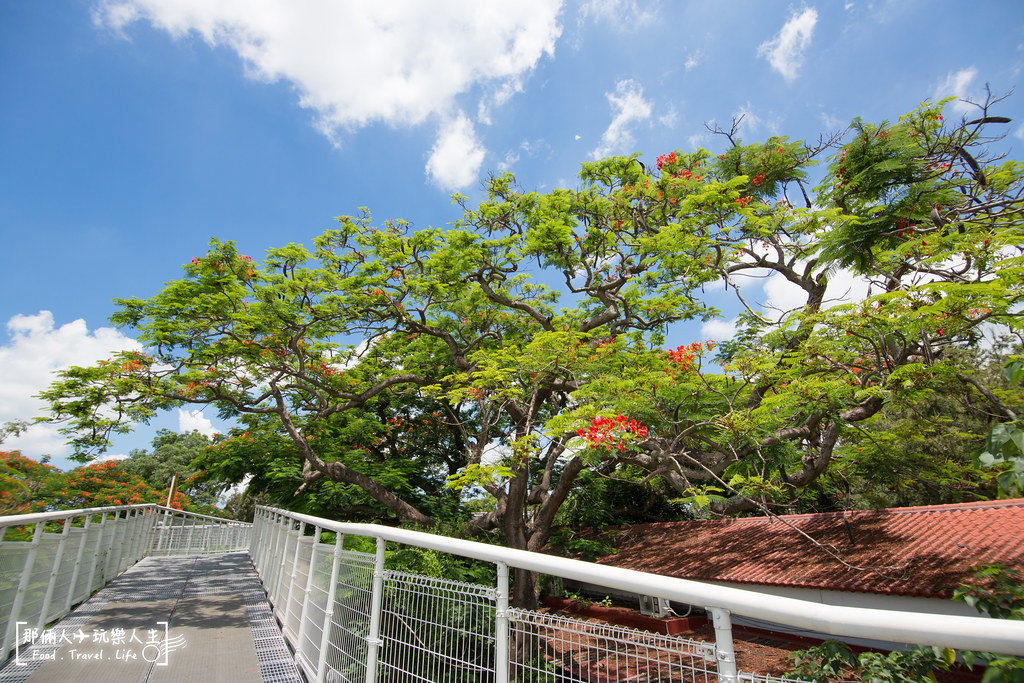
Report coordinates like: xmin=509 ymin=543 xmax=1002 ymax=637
xmin=364 ymin=536 xmax=386 ymax=683
xmin=708 ymin=606 xmax=738 ymax=683
xmin=65 ymin=514 xmax=93 ymax=612
xmin=85 ymin=513 xmax=108 ymax=595
xmin=315 ymin=532 xmax=344 ymax=683
xmin=273 ymin=519 xmax=295 ymax=611
xmin=2 ymin=521 xmax=45 ymax=657
xmin=284 ymin=521 xmax=307 ymax=630
xmin=296 ymin=525 xmax=321 ymax=670
xmin=36 ymin=515 xmax=73 ymax=633
xmin=495 ymin=562 xmax=510 ymax=683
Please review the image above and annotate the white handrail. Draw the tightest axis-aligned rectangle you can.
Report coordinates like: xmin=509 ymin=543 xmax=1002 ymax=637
xmin=257 ymin=505 xmax=1024 ymax=658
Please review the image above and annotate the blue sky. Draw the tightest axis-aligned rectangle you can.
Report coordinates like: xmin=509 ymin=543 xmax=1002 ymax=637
xmin=2 ymin=0 xmax=1022 ymax=469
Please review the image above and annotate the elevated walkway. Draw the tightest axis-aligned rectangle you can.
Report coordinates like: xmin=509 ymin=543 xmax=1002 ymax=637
xmin=0 ymin=553 xmax=300 ymax=683
xmin=3 ymin=503 xmax=1024 ymax=682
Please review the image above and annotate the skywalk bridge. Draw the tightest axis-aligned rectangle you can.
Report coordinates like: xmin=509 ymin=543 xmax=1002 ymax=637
xmin=1 ymin=505 xmax=1022 ymax=682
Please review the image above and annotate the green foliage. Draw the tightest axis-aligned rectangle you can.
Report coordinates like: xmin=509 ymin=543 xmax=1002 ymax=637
xmin=789 ymin=639 xmax=954 ymax=682
xmin=976 ymin=359 xmax=1024 ymax=496
xmin=953 ymin=564 xmax=1024 ymax=620
xmin=37 ymin=96 xmax=1024 ymax=608
xmin=0 ymin=451 xmax=61 ymax=515
xmin=953 ymin=565 xmax=1024 ymax=681
xmin=122 ymin=429 xmax=224 ymax=508
xmin=788 ymin=639 xmax=859 ymax=681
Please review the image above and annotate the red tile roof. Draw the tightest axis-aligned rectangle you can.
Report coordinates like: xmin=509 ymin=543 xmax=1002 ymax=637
xmin=594 ymin=499 xmax=1024 ymax=599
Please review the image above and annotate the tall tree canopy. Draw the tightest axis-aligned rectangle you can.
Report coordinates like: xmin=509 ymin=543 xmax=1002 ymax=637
xmin=41 ymin=96 xmax=1023 ymax=606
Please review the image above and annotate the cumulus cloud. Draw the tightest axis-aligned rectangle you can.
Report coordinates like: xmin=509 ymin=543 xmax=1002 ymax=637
xmin=94 ymin=0 xmax=563 ymax=184
xmin=701 ymin=317 xmax=738 ymax=341
xmin=591 ymin=79 xmax=652 ymax=159
xmin=178 ymin=409 xmax=217 ymax=437
xmin=0 ymin=312 xmax=141 ymax=460
xmin=933 ymin=67 xmax=980 ymax=115
xmin=426 ymin=113 xmax=488 ymax=190
xmin=757 ymin=7 xmax=818 ymax=82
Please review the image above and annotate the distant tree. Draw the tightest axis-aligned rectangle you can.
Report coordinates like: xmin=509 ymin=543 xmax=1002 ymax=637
xmin=0 ymin=451 xmax=61 ymax=515
xmin=37 ymin=460 xmax=190 ymax=511
xmin=121 ymin=429 xmax=223 ymax=508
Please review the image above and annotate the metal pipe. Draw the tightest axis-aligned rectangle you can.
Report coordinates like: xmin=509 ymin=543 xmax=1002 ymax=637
xmin=708 ymin=606 xmax=738 ymax=683
xmin=364 ymin=536 xmax=386 ymax=683
xmin=494 ymin=562 xmax=510 ymax=683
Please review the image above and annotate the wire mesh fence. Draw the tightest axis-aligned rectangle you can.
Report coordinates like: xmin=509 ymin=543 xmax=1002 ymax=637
xmin=377 ymin=570 xmax=498 ymax=683
xmin=508 ymin=608 xmax=718 ymax=682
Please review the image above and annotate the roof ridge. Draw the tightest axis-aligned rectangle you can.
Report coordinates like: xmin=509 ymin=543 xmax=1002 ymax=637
xmin=602 ymin=499 xmax=1024 ymax=534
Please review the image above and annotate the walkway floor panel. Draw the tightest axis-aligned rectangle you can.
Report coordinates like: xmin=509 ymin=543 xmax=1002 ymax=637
xmin=0 ymin=553 xmax=300 ymax=683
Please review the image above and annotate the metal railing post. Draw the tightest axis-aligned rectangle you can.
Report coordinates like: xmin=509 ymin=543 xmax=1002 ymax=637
xmin=155 ymin=506 xmax=170 ymax=553
xmin=109 ymin=510 xmax=128 ymax=576
xmin=65 ymin=514 xmax=93 ymax=612
xmin=364 ymin=536 xmax=386 ymax=683
xmin=266 ymin=512 xmax=286 ymax=595
xmin=144 ymin=506 xmax=160 ymax=556
xmin=315 ymin=532 xmax=344 ymax=683
xmin=36 ymin=515 xmax=73 ymax=633
xmin=708 ymin=606 xmax=738 ymax=683
xmin=101 ymin=510 xmax=120 ymax=581
xmin=85 ymin=513 xmax=108 ymax=594
xmin=273 ymin=517 xmax=296 ymax=608
xmin=185 ymin=513 xmax=197 ymax=554
xmin=249 ymin=509 xmax=263 ymax=569
xmin=284 ymin=521 xmax=307 ymax=626
xmin=295 ymin=526 xmax=321 ymax=672
xmin=124 ymin=509 xmax=144 ymax=566
xmin=2 ymin=521 xmax=45 ymax=656
xmin=495 ymin=562 xmax=510 ymax=683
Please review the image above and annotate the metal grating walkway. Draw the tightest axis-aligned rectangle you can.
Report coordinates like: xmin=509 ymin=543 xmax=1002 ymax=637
xmin=0 ymin=553 xmax=301 ymax=683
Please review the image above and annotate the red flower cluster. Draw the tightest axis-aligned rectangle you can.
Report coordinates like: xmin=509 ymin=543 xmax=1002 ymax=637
xmin=578 ymin=415 xmax=648 ymax=452
xmin=666 ymin=341 xmax=713 ymax=372
xmin=751 ymin=173 xmax=765 ymax=187
xmin=656 ymin=152 xmax=677 ymax=170
xmin=736 ymin=197 xmax=752 ymax=208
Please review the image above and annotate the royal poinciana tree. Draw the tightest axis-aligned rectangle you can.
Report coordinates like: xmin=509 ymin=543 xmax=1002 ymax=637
xmin=41 ymin=96 xmax=1023 ymax=606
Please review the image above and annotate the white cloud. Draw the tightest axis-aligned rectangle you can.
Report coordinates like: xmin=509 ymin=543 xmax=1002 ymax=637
xmin=591 ymin=79 xmax=652 ymax=159
xmin=820 ymin=111 xmax=845 ymax=130
xmin=933 ymin=67 xmax=980 ymax=115
xmin=94 ymin=0 xmax=563 ymax=184
xmin=0 ymin=312 xmax=141 ymax=459
xmin=659 ymin=105 xmax=679 ymax=129
xmin=579 ymin=0 xmax=659 ymax=30
xmin=757 ymin=7 xmax=818 ymax=82
xmin=701 ymin=317 xmax=738 ymax=341
xmin=732 ymin=102 xmax=779 ymax=139
xmin=178 ymin=409 xmax=217 ymax=437
xmin=684 ymin=50 xmax=702 ymax=72
xmin=497 ymin=138 xmax=552 ymax=171
xmin=426 ymin=112 xmax=488 ymax=190
xmin=687 ymin=131 xmax=709 ymax=150
xmin=759 ymin=266 xmax=871 ymax=320
xmin=1015 ymin=125 xmax=1024 ymax=142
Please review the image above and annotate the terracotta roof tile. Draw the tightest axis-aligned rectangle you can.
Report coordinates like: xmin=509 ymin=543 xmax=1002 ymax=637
xmin=594 ymin=499 xmax=1024 ymax=598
